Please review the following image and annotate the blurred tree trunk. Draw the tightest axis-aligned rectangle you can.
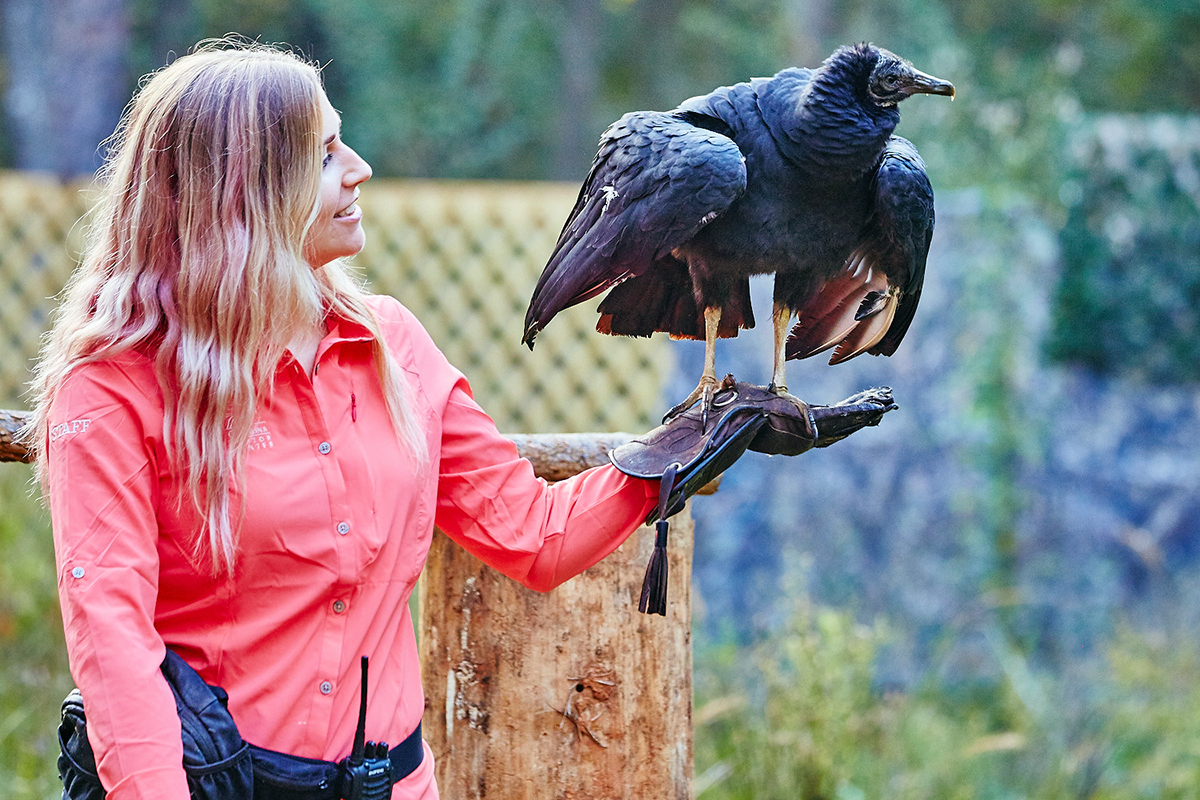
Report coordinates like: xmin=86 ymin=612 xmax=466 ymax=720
xmin=550 ymin=0 xmax=601 ymax=180
xmin=2 ymin=0 xmax=130 ymax=178
xmin=783 ymin=0 xmax=839 ymax=63
xmin=549 ymin=0 xmax=688 ymax=180
xmin=630 ymin=0 xmax=685 ymax=109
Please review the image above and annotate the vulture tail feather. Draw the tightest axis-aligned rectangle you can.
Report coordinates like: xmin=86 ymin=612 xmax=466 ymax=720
xmin=786 ymin=295 xmax=862 ymax=360
xmin=596 ymin=259 xmax=754 ymax=339
xmin=829 ymin=289 xmax=899 ymax=364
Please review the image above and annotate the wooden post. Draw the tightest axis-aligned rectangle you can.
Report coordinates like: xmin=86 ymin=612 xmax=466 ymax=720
xmin=420 ymin=434 xmax=694 ymax=799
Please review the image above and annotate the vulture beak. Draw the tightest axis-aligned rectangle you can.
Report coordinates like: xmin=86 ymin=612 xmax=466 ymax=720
xmin=905 ymin=69 xmax=956 ymax=99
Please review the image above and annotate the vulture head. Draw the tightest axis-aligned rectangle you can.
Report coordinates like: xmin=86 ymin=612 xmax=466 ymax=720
xmin=863 ymin=46 xmax=957 ymax=107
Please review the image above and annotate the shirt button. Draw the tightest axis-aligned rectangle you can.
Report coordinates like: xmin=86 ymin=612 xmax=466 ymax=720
xmin=318 ymin=441 xmax=331 ymax=455
xmin=333 ymin=600 xmax=346 ymax=614
xmin=319 ymin=681 xmax=333 ymax=695
xmin=336 ymin=521 xmax=350 ymax=535
xmin=71 ymin=567 xmax=85 ymax=579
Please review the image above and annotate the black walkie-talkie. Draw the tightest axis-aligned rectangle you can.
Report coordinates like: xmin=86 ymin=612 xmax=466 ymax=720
xmin=339 ymin=656 xmax=393 ymax=800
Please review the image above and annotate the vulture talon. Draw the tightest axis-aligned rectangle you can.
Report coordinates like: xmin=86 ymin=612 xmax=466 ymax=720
xmin=764 ymin=384 xmax=819 ymax=439
xmin=662 ymin=393 xmax=699 ymax=425
xmin=663 ymin=376 xmax=721 ymax=427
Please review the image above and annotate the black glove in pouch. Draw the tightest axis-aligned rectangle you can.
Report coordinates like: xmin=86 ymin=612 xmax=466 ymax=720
xmin=58 ymin=650 xmax=253 ymax=800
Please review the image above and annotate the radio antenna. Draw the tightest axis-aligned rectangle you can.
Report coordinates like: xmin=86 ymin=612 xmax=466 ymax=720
xmin=351 ymin=656 xmax=369 ymax=765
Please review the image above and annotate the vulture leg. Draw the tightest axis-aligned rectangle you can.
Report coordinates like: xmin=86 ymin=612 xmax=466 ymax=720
xmin=663 ymin=306 xmax=723 ymax=425
xmin=768 ymin=302 xmax=819 ymax=436
xmin=767 ymin=301 xmax=791 ymax=395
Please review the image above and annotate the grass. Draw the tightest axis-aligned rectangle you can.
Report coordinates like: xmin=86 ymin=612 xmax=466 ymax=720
xmin=0 ymin=464 xmax=72 ymax=800
xmin=694 ymin=596 xmax=1200 ymax=800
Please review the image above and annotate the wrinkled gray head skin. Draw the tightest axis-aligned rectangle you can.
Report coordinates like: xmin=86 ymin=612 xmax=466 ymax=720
xmin=866 ymin=47 xmax=956 ymax=107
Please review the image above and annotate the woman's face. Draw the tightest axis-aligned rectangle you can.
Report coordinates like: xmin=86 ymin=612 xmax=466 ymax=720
xmin=305 ymin=93 xmax=373 ymax=268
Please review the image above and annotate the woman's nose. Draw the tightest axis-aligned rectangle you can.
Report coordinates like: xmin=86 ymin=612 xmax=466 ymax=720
xmin=346 ymin=148 xmax=372 ymax=185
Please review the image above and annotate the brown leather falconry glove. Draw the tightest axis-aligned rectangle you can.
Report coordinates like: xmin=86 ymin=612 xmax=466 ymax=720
xmin=610 ymin=376 xmax=897 ymax=615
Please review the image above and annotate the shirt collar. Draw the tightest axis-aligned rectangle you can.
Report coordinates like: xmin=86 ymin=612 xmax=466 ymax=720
xmin=324 ymin=313 xmax=377 ymax=346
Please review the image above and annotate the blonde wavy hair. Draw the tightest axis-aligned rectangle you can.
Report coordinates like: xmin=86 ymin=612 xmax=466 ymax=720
xmin=29 ymin=39 xmax=426 ymax=573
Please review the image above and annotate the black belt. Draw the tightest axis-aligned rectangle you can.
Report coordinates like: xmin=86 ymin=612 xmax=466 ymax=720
xmin=383 ymin=724 xmax=424 ymax=782
xmin=250 ymin=721 xmax=423 ymax=800
xmin=252 ymin=656 xmax=419 ymax=800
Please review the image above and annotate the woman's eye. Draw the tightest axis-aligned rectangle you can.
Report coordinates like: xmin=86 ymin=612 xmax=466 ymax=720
xmin=323 ymin=152 xmax=333 ymax=168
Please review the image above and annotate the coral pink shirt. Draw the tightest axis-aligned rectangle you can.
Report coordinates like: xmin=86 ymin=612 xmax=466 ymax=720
xmin=47 ymin=295 xmax=658 ymax=799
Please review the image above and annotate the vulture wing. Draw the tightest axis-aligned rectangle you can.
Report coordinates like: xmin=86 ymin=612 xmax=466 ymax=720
xmin=786 ymin=136 xmax=935 ymax=363
xmin=522 ymin=110 xmax=747 ymax=347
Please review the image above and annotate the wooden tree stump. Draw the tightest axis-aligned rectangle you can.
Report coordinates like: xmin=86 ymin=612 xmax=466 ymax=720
xmin=420 ymin=439 xmax=694 ymax=800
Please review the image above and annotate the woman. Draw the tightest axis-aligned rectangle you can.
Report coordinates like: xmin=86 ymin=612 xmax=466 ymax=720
xmin=29 ymin=40 xmax=659 ymax=799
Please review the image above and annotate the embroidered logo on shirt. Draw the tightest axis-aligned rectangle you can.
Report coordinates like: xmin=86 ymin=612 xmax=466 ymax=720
xmin=50 ymin=419 xmax=91 ymax=443
xmin=248 ymin=420 xmax=274 ymax=452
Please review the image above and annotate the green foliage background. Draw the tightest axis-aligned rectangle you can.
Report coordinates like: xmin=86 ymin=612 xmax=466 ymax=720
xmin=694 ymin=598 xmax=1200 ymax=799
xmin=0 ymin=466 xmax=69 ymax=798
xmin=1048 ymin=120 xmax=1200 ymax=383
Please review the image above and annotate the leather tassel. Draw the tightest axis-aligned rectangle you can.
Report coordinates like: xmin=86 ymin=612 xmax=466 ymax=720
xmin=638 ymin=519 xmax=670 ymax=615
xmin=639 ymin=463 xmax=679 ymax=616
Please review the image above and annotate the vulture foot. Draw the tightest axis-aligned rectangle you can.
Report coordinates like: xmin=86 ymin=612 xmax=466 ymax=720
xmin=663 ymin=373 xmax=732 ymax=429
xmin=765 ymin=383 xmax=819 ymax=439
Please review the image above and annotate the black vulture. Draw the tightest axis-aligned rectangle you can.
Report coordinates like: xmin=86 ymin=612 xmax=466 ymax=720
xmin=523 ymin=43 xmax=954 ymax=418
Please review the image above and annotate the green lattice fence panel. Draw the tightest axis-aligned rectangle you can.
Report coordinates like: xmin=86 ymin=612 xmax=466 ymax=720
xmin=0 ymin=172 xmax=93 ymax=407
xmin=0 ymin=172 xmax=670 ymax=433
xmin=355 ymin=179 xmax=669 ymax=434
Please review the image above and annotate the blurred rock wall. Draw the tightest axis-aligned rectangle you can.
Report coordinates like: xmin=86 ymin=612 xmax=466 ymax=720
xmin=682 ymin=117 xmax=1200 ymax=686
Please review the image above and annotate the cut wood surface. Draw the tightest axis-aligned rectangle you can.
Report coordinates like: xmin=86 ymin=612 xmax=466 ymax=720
xmin=0 ymin=409 xmax=31 ymax=463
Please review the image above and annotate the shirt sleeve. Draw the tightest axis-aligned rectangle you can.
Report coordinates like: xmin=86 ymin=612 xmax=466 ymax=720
xmin=433 ymin=370 xmax=659 ymax=592
xmin=46 ymin=360 xmax=190 ymax=800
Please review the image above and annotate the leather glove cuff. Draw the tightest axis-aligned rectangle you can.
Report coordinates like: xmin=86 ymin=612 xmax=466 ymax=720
xmin=610 ymin=378 xmax=807 ymax=615
xmin=610 ymin=379 xmax=778 ymax=521
xmin=610 ymin=378 xmax=896 ymax=616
